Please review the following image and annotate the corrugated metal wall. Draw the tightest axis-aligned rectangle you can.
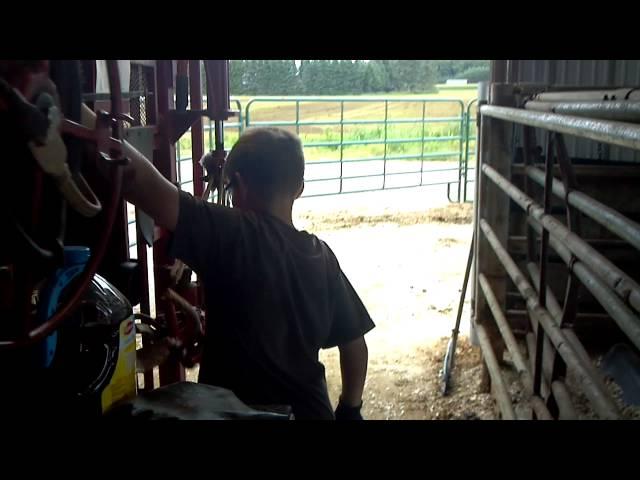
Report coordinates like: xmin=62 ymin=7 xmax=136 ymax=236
xmin=504 ymin=60 xmax=640 ymax=162
xmin=513 ymin=60 xmax=640 ymax=87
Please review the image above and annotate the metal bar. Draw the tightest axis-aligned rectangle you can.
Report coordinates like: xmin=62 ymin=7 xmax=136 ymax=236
xmin=245 ymin=117 xmax=463 ymax=127
xmin=526 ymin=332 xmax=549 ymax=399
xmin=203 ymin=122 xmax=242 ymax=130
xmin=527 ymin=216 xmax=640 ymax=352
xmin=305 ymin=154 xmax=461 ymax=166
xmin=244 ymin=96 xmax=466 ymax=103
xmin=189 ymin=60 xmax=204 ymax=199
xmin=482 ymin=163 xmax=640 ymax=315
xmin=339 ymin=152 xmax=460 ymax=163
xmin=295 ymin=100 xmax=300 ymax=135
xmin=526 ymin=166 xmax=640 ymax=252
xmin=475 ymin=322 xmax=517 ymax=420
xmin=382 ymin=100 xmax=388 ymax=189
xmin=306 ymin=167 xmax=462 ymax=183
xmin=525 ymin=100 xmax=640 ymax=123
xmin=527 ymin=261 xmax=625 ymax=409
xmin=478 ymin=274 xmax=553 ymax=420
xmin=153 ymin=59 xmax=184 ymax=385
xmin=530 ymin=397 xmax=554 ymax=420
xmin=507 ymin=309 xmax=611 ymax=325
xmin=522 ymin=126 xmax=539 ymax=267
xmin=234 ymin=99 xmax=243 ymax=134
xmin=464 ymin=100 xmax=478 ymax=202
xmin=533 ymin=135 xmax=554 ymax=397
xmin=175 ymin=128 xmax=182 ymax=184
xmin=470 ymin=83 xmax=489 ymax=348
xmin=301 ymin=180 xmax=463 ymax=198
xmin=533 ymin=88 xmax=640 ymax=103
xmin=457 ymin=102 xmax=465 ymax=202
xmin=551 ymin=381 xmax=578 ymax=420
xmin=420 ymin=101 xmax=426 ymax=186
xmin=339 ymin=101 xmax=344 ymax=193
xmin=523 ymin=280 xmax=591 ymax=418
xmin=480 ymin=105 xmax=640 ymax=152
xmin=513 ymin=163 xmax=640 ymax=178
xmin=509 ymin=235 xmax=630 ymax=248
xmin=82 ymin=90 xmax=148 ymax=102
xmin=474 ymin=84 xmax=515 ymax=390
xmin=135 ymin=213 xmax=150 ymax=316
xmin=479 ymin=218 xmax=621 ymax=419
xmin=305 ymin=136 xmax=461 ymax=148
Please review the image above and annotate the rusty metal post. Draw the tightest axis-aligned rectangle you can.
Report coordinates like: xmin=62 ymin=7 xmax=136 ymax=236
xmin=189 ymin=60 xmax=205 ymax=199
xmin=203 ymin=60 xmax=234 ymax=205
xmin=532 ymin=133 xmax=554 ymax=411
xmin=153 ymin=60 xmax=184 ymax=385
xmin=470 ymin=81 xmax=489 ymax=348
xmin=474 ymin=83 xmax=515 ymax=391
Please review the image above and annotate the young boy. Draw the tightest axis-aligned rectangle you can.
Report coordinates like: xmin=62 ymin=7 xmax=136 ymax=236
xmin=124 ymin=127 xmax=374 ymax=420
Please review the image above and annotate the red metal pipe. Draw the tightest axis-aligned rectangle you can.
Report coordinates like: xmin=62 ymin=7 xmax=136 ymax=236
xmin=189 ymin=60 xmax=204 ymax=199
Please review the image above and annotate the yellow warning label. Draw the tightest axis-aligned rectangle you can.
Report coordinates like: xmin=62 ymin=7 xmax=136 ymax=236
xmin=101 ymin=316 xmax=137 ymax=413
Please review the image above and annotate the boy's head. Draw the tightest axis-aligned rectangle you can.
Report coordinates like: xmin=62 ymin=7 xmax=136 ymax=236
xmin=223 ymin=127 xmax=305 ymax=210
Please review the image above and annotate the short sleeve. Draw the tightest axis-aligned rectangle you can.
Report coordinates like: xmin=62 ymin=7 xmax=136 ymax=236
xmin=323 ymin=247 xmax=375 ymax=349
xmin=167 ymin=190 xmax=244 ymax=278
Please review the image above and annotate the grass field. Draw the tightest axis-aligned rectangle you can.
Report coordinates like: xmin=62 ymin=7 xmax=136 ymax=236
xmin=177 ymin=85 xmax=479 ymax=165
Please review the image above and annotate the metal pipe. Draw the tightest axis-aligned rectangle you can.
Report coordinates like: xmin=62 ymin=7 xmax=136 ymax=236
xmin=551 ymin=381 xmax=578 ymax=420
xmin=530 ymin=397 xmax=554 ymax=420
xmin=479 ymin=218 xmax=621 ymax=419
xmin=189 ymin=60 xmax=204 ymax=199
xmin=513 ymin=163 xmax=640 ymax=178
xmin=526 ymin=166 xmax=640 ymax=252
xmin=526 ymin=262 xmax=606 ymax=414
xmin=526 ymin=332 xmax=549 ymax=399
xmin=524 ymin=101 xmax=640 ymax=123
xmin=510 ymin=236 xmax=631 ymax=249
xmin=533 ymin=137 xmax=555 ymax=396
xmin=165 ymin=288 xmax=203 ymax=337
xmin=482 ymin=163 xmax=640 ymax=316
xmin=475 ymin=322 xmax=517 ymax=420
xmin=533 ymin=88 xmax=640 ymax=103
xmin=480 ymin=105 xmax=640 ymax=152
xmin=478 ymin=274 xmax=553 ymax=420
xmin=527 ymin=218 xmax=640 ymax=352
xmin=175 ymin=60 xmax=189 ymax=111
xmin=507 ymin=309 xmax=612 ymax=325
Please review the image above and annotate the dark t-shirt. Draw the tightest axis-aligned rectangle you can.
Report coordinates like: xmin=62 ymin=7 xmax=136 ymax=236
xmin=168 ymin=191 xmax=375 ymax=419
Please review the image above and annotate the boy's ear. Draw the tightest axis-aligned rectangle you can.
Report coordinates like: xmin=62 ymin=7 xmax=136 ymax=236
xmin=295 ymin=181 xmax=304 ymax=199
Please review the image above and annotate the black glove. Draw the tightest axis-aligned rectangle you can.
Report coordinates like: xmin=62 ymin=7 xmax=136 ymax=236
xmin=334 ymin=398 xmax=364 ymax=420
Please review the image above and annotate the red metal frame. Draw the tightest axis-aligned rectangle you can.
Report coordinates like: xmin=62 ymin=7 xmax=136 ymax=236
xmin=1 ymin=59 xmax=232 ymax=394
xmin=0 ymin=60 xmax=127 ymax=348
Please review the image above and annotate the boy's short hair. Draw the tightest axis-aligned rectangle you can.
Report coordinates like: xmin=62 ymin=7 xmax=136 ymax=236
xmin=224 ymin=127 xmax=305 ymax=203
